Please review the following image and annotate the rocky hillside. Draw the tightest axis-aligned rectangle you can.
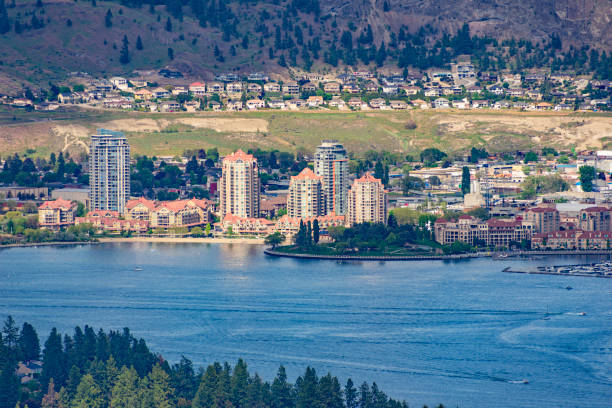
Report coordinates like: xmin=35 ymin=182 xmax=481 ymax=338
xmin=0 ymin=0 xmax=610 ymax=92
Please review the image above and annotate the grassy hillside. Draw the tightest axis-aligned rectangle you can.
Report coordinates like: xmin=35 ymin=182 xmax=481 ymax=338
xmin=1 ymin=107 xmax=611 ymax=159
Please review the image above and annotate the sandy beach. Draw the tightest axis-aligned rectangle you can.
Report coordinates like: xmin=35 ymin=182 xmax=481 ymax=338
xmin=98 ymin=237 xmax=265 ymax=245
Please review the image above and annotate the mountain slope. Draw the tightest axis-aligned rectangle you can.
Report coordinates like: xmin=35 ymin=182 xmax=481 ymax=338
xmin=0 ymin=0 xmax=610 ymax=92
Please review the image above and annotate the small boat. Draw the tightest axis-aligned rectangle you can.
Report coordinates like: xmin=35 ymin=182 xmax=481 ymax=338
xmin=578 ymin=312 xmax=586 ymax=316
xmin=133 ymin=267 xmax=143 ymax=271
xmin=509 ymin=379 xmax=529 ymax=384
xmin=566 ymin=286 xmax=573 ymax=290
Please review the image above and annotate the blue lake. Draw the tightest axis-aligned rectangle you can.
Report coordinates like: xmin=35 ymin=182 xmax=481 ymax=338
xmin=1 ymin=243 xmax=611 ymax=407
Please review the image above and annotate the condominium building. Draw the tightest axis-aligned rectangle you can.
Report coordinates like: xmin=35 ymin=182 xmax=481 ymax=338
xmin=314 ymin=140 xmax=349 ymax=215
xmin=346 ymin=173 xmax=387 ymax=226
xmin=523 ymin=207 xmax=561 ymax=234
xmin=38 ymin=198 xmax=77 ymax=229
xmin=219 ymin=150 xmax=260 ymax=219
xmin=125 ymin=197 xmax=214 ymax=228
xmin=578 ymin=207 xmax=611 ymax=231
xmin=287 ymin=168 xmax=324 ymax=218
xmin=89 ymin=129 xmax=130 ymax=213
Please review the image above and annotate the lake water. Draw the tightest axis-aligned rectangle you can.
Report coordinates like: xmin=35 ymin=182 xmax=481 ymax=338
xmin=1 ymin=243 xmax=611 ymax=407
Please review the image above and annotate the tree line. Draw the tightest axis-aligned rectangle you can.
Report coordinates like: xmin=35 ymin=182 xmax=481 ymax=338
xmin=0 ymin=317 xmax=447 ymax=408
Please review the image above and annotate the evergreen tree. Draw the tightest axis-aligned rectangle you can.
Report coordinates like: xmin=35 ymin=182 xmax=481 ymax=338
xmin=374 ymin=161 xmax=384 ymax=181
xmin=242 ymin=34 xmax=249 ymax=49
xmin=2 ymin=316 xmax=18 ymax=349
xmin=271 ymin=366 xmax=293 ymax=408
xmin=193 ymin=363 xmax=221 ymax=408
xmin=0 ymin=355 xmax=19 ymax=408
xmin=170 ymin=356 xmax=197 ymax=402
xmin=230 ymin=359 xmax=249 ymax=407
xmin=147 ymin=364 xmax=175 ymax=408
xmin=105 ymin=9 xmax=112 ymax=28
xmin=136 ymin=35 xmax=143 ymax=50
xmin=19 ymin=322 xmax=40 ymax=361
xmin=345 ymin=379 xmax=357 ymax=408
xmin=295 ymin=367 xmax=318 ymax=408
xmin=387 ymin=213 xmax=398 ymax=229
xmin=0 ymin=0 xmax=10 ymax=34
xmin=166 ymin=17 xmax=172 ymax=31
xmin=41 ymin=328 xmax=67 ymax=390
xmin=119 ymin=35 xmax=130 ymax=64
xmin=312 ymin=219 xmax=319 ymax=244
xmin=461 ymin=166 xmax=471 ymax=195
xmin=71 ymin=374 xmax=104 ymax=408
xmin=168 ymin=47 xmax=174 ymax=60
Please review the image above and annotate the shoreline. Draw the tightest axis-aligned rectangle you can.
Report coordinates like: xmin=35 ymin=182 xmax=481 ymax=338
xmin=0 ymin=237 xmax=265 ymax=249
xmin=264 ymin=248 xmax=612 ymax=261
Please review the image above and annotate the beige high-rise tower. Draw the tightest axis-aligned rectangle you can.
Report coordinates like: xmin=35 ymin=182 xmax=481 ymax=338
xmin=219 ymin=150 xmax=260 ymax=218
xmin=89 ymin=129 xmax=130 ymax=213
xmin=347 ymin=173 xmax=387 ymax=226
xmin=287 ymin=168 xmax=324 ymax=218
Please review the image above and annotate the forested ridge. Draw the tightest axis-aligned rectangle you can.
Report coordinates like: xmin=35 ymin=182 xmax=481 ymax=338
xmin=0 ymin=0 xmax=611 ymax=91
xmin=0 ymin=316 xmax=446 ymax=408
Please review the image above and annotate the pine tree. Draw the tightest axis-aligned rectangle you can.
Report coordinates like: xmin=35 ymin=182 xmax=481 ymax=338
xmin=41 ymin=328 xmax=67 ymax=390
xmin=345 ymin=379 xmax=357 ymax=408
xmin=168 ymin=47 xmax=174 ymax=60
xmin=119 ymin=35 xmax=130 ymax=64
xmin=2 ymin=316 xmax=18 ymax=349
xmin=271 ymin=366 xmax=292 ymax=408
xmin=136 ymin=35 xmax=143 ymax=50
xmin=72 ymin=374 xmax=104 ymax=408
xmin=0 ymin=0 xmax=10 ymax=34
xmin=295 ymin=367 xmax=318 ymax=408
xmin=148 ymin=364 xmax=175 ymax=408
xmin=19 ymin=322 xmax=40 ymax=361
xmin=110 ymin=366 xmax=139 ymax=408
xmin=105 ymin=9 xmax=112 ymax=28
xmin=461 ymin=166 xmax=470 ymax=195
xmin=312 ymin=219 xmax=319 ymax=244
xmin=165 ymin=17 xmax=172 ymax=32
xmin=231 ymin=359 xmax=249 ymax=407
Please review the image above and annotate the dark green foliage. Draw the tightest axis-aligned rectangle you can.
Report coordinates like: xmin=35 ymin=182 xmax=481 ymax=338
xmin=165 ymin=17 xmax=172 ymax=32
xmin=19 ymin=322 xmax=40 ymax=361
xmin=420 ymin=148 xmax=447 ymax=164
xmin=105 ymin=8 xmax=112 ymax=27
xmin=469 ymin=147 xmax=488 ymax=163
xmin=312 ymin=219 xmax=319 ymax=244
xmin=0 ymin=0 xmax=10 ymax=34
xmin=579 ymin=165 xmax=596 ymax=192
xmin=168 ymin=47 xmax=174 ymax=60
xmin=119 ymin=34 xmax=130 ymax=64
xmin=136 ymin=35 xmax=143 ymax=50
xmin=523 ymin=151 xmax=538 ymax=163
xmin=461 ymin=166 xmax=470 ymax=195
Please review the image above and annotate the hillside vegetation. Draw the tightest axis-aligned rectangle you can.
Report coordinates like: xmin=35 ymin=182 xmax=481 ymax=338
xmin=1 ymin=107 xmax=611 ymax=159
xmin=0 ymin=0 xmax=611 ymax=92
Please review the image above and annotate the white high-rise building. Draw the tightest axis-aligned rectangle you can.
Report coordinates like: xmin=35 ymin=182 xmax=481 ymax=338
xmin=89 ymin=129 xmax=130 ymax=213
xmin=219 ymin=150 xmax=260 ymax=219
xmin=314 ymin=140 xmax=349 ymax=215
xmin=287 ymin=168 xmax=324 ymax=218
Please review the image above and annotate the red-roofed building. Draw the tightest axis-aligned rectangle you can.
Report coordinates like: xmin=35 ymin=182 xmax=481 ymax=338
xmin=578 ymin=207 xmax=612 ymax=231
xmin=288 ymin=168 xmax=324 ymax=219
xmin=189 ymin=82 xmax=206 ymax=97
xmin=76 ymin=210 xmax=148 ymax=234
xmin=523 ymin=207 xmax=560 ymax=234
xmin=434 ymin=215 xmax=533 ymax=248
xmin=125 ymin=198 xmax=214 ymax=228
xmin=531 ymin=230 xmax=612 ymax=250
xmin=217 ymin=213 xmax=275 ymax=235
xmin=274 ymin=213 xmax=345 ymax=237
xmin=346 ymin=173 xmax=387 ymax=226
xmin=38 ymin=198 xmax=78 ymax=229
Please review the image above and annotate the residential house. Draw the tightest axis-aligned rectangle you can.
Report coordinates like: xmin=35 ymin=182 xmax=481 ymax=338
xmin=369 ymin=98 xmax=386 ymax=109
xmin=160 ymin=100 xmax=181 ymax=112
xmin=227 ymin=82 xmax=243 ymax=95
xmin=206 ymin=82 xmax=224 ymax=94
xmin=364 ymin=82 xmax=379 ymax=93
xmin=246 ymin=98 xmax=265 ymax=110
xmin=282 ymin=81 xmax=300 ymax=96
xmin=273 ymin=213 xmax=345 ymax=237
xmin=76 ymin=210 xmax=148 ymax=234
xmin=264 ymin=82 xmax=281 ymax=93
xmin=189 ymin=82 xmax=207 ymax=97
xmin=389 ymin=100 xmax=408 ymax=110
xmin=402 ymin=85 xmax=420 ymax=95
xmin=424 ymin=88 xmax=440 ymax=98
xmin=301 ymin=82 xmax=317 ymax=93
xmin=343 ymin=83 xmax=361 ymax=94
xmin=247 ymin=83 xmax=263 ymax=94
xmin=134 ymin=89 xmax=153 ymax=101
xmin=171 ymin=86 xmax=188 ymax=96
xmin=307 ymin=95 xmax=324 ymax=107
xmin=110 ymin=77 xmax=129 ymax=90
xmin=348 ymin=97 xmax=365 ymax=109
xmin=184 ymin=100 xmax=201 ymax=112
xmin=433 ymin=98 xmax=450 ymax=109
xmin=218 ymin=213 xmax=274 ymax=235
xmin=125 ymin=197 xmax=214 ymax=228
xmin=267 ymin=99 xmax=286 ymax=109
xmin=226 ymin=100 xmax=243 ymax=111
xmin=153 ymin=87 xmax=170 ymax=99
xmin=130 ymin=78 xmax=147 ymax=88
